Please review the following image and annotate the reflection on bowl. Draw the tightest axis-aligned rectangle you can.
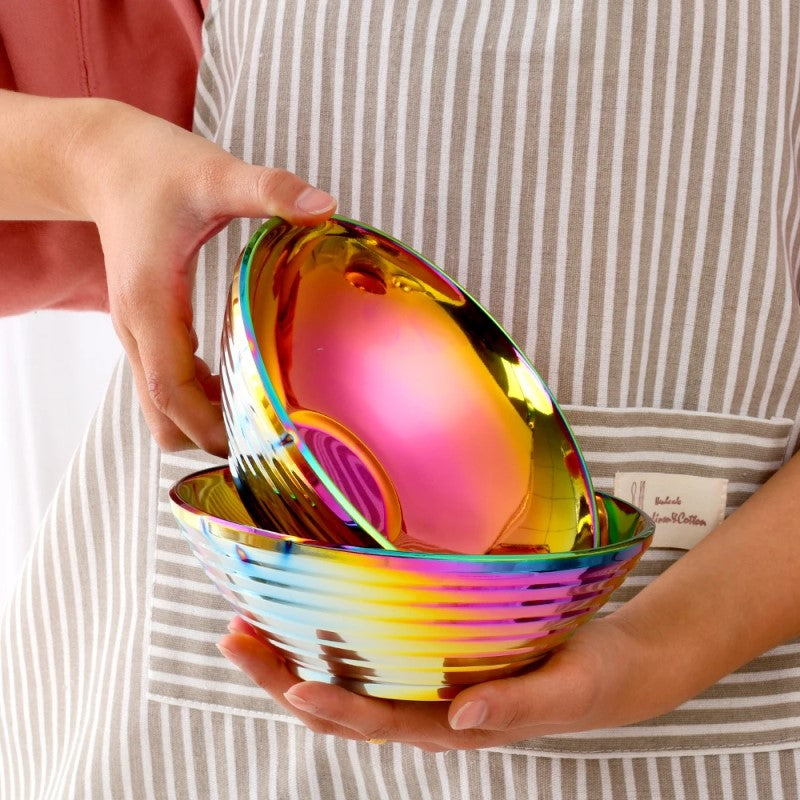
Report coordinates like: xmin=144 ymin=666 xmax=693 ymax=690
xmin=170 ymin=467 xmax=653 ymax=701
xmin=220 ymin=216 xmax=598 ymax=555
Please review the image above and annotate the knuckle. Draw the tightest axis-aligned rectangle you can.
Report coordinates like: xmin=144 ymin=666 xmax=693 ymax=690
xmin=303 ymin=718 xmax=334 ymax=736
xmin=361 ymin=723 xmax=393 ymax=742
xmin=146 ymin=374 xmax=176 ymax=416
xmin=256 ymin=167 xmax=299 ymax=204
xmin=491 ymin=698 xmax=526 ymax=731
xmin=110 ymin=281 xmax=151 ymax=330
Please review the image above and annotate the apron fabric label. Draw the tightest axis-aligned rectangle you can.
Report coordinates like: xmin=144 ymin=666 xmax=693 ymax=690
xmin=613 ymin=472 xmax=728 ymax=549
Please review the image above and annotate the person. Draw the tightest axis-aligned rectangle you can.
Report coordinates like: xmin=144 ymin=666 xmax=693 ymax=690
xmin=2 ymin=1 xmax=800 ymax=798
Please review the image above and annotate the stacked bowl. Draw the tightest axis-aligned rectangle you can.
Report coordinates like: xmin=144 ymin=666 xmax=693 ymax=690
xmin=169 ymin=217 xmax=654 ymax=701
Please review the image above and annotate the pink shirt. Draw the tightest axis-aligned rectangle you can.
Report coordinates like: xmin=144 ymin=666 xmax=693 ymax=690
xmin=0 ymin=1 xmax=205 ymax=313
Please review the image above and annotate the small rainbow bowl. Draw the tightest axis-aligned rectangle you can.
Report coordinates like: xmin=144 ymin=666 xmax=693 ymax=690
xmin=220 ymin=216 xmax=598 ymax=556
xmin=170 ymin=466 xmax=654 ymax=701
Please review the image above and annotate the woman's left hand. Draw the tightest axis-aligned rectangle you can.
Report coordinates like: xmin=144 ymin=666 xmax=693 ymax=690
xmin=217 ymin=613 xmax=654 ymax=751
xmin=217 ymin=453 xmax=800 ymax=750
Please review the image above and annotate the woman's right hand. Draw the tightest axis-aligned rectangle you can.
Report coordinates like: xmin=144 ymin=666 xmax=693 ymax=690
xmin=1 ymin=92 xmax=336 ymax=456
xmin=78 ymin=101 xmax=336 ymax=455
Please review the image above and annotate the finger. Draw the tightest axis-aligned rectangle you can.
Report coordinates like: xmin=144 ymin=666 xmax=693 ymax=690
xmin=217 ymin=632 xmax=366 ymax=741
xmin=194 ymin=357 xmax=222 ymax=404
xmin=116 ymin=324 xmax=195 ymax=451
xmin=210 ymin=159 xmax=337 ymax=226
xmin=282 ymin=682 xmax=461 ymax=747
xmin=226 ymin=615 xmax=269 ymax=643
xmin=124 ymin=337 xmax=222 ymax=453
xmin=128 ymin=308 xmax=227 ymax=456
xmin=217 ymin=632 xmax=298 ymax=702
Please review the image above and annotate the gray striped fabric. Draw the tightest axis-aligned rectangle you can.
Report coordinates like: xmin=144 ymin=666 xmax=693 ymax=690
xmin=4 ymin=0 xmax=800 ymax=797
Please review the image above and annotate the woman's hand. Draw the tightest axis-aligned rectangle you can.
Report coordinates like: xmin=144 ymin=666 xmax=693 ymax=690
xmin=76 ymin=101 xmax=336 ymax=455
xmin=0 ymin=91 xmax=336 ymax=455
xmin=217 ymin=452 xmax=800 ymax=749
xmin=216 ymin=613 xmax=652 ymax=752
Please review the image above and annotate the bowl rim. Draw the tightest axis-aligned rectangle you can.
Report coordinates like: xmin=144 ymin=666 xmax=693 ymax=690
xmin=170 ymin=466 xmax=654 ymax=564
xmin=236 ymin=215 xmax=599 ymax=551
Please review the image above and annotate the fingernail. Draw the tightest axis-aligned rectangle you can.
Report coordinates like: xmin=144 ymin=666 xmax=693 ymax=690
xmin=450 ymin=700 xmax=488 ymax=730
xmin=284 ymin=687 xmax=319 ymax=715
xmin=227 ymin=617 xmax=259 ymax=638
xmin=296 ymin=187 xmax=336 ymax=215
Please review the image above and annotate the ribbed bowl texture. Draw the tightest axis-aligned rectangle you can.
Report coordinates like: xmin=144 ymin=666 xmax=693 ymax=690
xmin=170 ymin=467 xmax=654 ymax=701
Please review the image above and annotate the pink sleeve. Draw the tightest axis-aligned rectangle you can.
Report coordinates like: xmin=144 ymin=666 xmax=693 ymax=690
xmin=0 ymin=0 xmax=205 ymax=314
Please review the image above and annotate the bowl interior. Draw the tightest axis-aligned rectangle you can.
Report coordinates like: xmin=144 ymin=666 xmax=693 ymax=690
xmin=171 ymin=466 xmax=652 ymax=564
xmin=170 ymin=467 xmax=653 ymax=700
xmin=229 ymin=216 xmax=598 ymax=556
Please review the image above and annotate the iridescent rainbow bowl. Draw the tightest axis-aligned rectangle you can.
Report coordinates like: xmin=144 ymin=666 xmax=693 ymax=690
xmin=170 ymin=466 xmax=654 ymax=701
xmin=220 ymin=216 xmax=598 ymax=556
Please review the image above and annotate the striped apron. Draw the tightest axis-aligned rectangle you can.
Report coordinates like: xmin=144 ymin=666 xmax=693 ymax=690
xmin=3 ymin=1 xmax=800 ymax=797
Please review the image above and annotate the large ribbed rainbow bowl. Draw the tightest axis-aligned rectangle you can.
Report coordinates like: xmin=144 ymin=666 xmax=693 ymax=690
xmin=170 ymin=466 xmax=654 ymax=701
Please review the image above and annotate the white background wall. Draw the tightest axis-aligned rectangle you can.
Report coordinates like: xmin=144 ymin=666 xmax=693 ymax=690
xmin=0 ymin=312 xmax=122 ymax=610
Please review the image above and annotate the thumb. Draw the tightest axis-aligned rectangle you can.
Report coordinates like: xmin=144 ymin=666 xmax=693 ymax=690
xmin=213 ymin=158 xmax=336 ymax=226
xmin=446 ymin=618 xmax=641 ymax=734
xmin=447 ymin=653 xmax=599 ymax=734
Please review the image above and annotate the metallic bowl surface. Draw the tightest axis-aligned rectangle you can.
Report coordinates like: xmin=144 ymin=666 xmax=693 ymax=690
xmin=170 ymin=467 xmax=653 ymax=701
xmin=221 ymin=216 xmax=598 ymax=555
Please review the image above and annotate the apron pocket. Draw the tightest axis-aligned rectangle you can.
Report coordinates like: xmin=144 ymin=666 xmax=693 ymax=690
xmin=147 ymin=407 xmax=800 ymax=756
